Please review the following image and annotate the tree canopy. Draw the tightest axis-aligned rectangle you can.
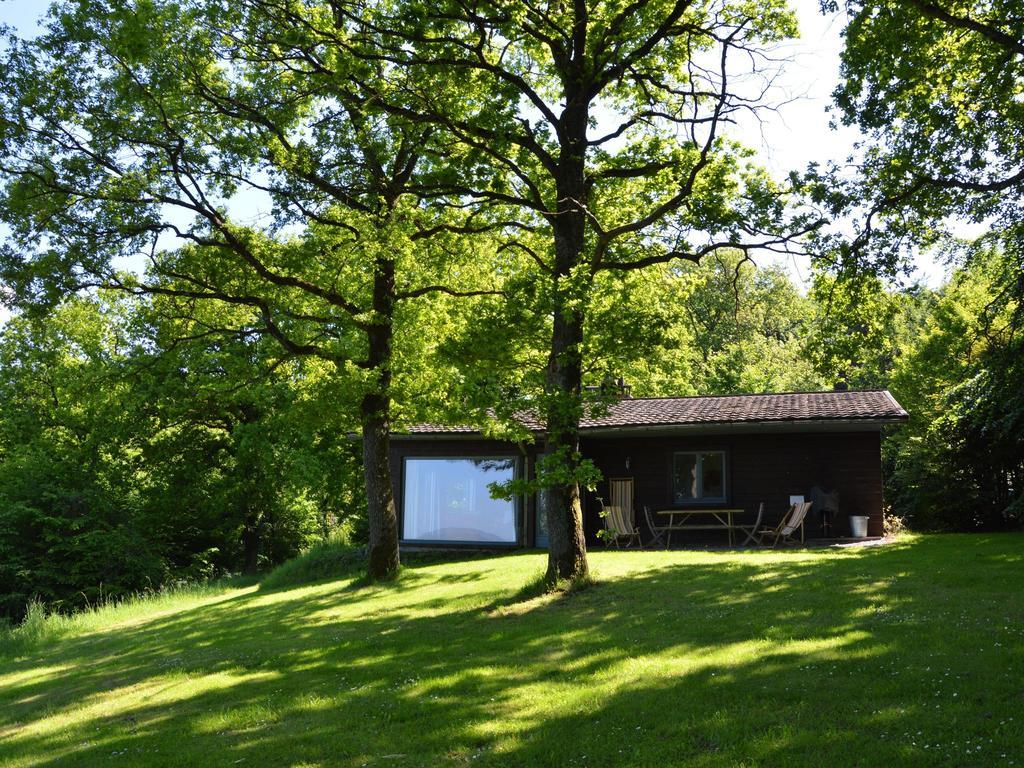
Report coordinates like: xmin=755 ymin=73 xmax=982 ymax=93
xmin=0 ymin=293 xmax=367 ymax=619
xmin=0 ymin=0 xmax=821 ymax=583
xmin=334 ymin=0 xmax=817 ymax=580
xmin=0 ymin=0 xmax=515 ymax=578
xmin=815 ymin=0 xmax=1023 ymax=275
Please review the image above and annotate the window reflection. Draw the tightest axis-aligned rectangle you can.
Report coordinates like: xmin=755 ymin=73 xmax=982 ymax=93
xmin=672 ymin=451 xmax=726 ymax=503
xmin=403 ymin=458 xmax=517 ymax=543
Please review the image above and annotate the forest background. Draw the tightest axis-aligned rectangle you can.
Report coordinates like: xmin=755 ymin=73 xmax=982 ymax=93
xmin=0 ymin=0 xmax=1020 ymax=620
xmin=1 ymin=245 xmax=1019 ymax=621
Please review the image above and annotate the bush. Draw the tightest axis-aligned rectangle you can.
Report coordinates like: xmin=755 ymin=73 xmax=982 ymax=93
xmin=883 ymin=510 xmax=908 ymax=537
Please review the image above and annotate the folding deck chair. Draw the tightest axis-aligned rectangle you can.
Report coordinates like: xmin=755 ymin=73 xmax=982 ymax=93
xmin=736 ymin=502 xmax=766 ymax=547
xmin=599 ymin=505 xmax=640 ymax=548
xmin=598 ymin=478 xmax=642 ymax=548
xmin=756 ymin=501 xmax=812 ymax=547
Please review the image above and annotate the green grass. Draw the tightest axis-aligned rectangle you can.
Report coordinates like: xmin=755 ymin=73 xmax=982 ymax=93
xmin=259 ymin=536 xmax=365 ymax=591
xmin=0 ymin=581 xmax=249 ymax=660
xmin=1 ymin=534 xmax=1022 ymax=767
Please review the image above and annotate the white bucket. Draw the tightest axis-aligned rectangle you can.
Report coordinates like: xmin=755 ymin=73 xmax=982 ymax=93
xmin=850 ymin=515 xmax=869 ymax=538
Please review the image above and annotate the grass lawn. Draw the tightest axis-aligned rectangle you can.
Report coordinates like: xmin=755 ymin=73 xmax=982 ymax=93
xmin=1 ymin=534 xmax=1022 ymax=767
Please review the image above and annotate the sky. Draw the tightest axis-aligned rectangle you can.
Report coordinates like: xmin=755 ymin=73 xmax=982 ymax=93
xmin=724 ymin=0 xmax=949 ymax=287
xmin=0 ymin=0 xmax=42 ymax=35
xmin=0 ymin=0 xmax=948 ymax=327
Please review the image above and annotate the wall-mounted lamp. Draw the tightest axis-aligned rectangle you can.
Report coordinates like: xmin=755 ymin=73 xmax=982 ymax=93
xmin=625 ymin=455 xmax=631 ymax=470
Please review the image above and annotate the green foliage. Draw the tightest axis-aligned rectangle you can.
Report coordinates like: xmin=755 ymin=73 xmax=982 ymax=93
xmin=496 ymin=446 xmax=603 ymax=503
xmin=0 ymin=295 xmax=361 ymax=621
xmin=604 ymin=253 xmax=823 ymax=395
xmin=451 ymin=251 xmax=826 ymax=445
xmin=834 ymin=0 xmax=1023 ymax=219
xmin=883 ymin=247 xmax=1023 ymax=530
xmin=804 ymin=267 xmax=929 ymax=388
xmin=808 ymin=0 xmax=1024 ymax=283
xmin=0 ymin=298 xmax=164 ymax=618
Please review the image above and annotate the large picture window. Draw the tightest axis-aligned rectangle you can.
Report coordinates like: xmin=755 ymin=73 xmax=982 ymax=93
xmin=402 ymin=457 xmax=518 ymax=543
xmin=672 ymin=451 xmax=727 ymax=504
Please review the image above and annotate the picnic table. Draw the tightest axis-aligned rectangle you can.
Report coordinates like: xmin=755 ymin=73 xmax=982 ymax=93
xmin=653 ymin=508 xmax=745 ymax=547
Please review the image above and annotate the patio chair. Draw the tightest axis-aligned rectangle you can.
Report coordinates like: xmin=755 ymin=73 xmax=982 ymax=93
xmin=736 ymin=502 xmax=765 ymax=547
xmin=609 ymin=478 xmax=642 ymax=549
xmin=783 ymin=501 xmax=813 ymax=545
xmin=642 ymin=504 xmax=668 ymax=548
xmin=756 ymin=501 xmax=812 ymax=547
xmin=598 ymin=501 xmax=641 ymax=548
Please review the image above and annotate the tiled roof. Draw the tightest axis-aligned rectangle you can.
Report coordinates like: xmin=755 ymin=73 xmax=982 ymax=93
xmin=403 ymin=389 xmax=908 ymax=435
xmin=404 ymin=423 xmax=482 ymax=434
xmin=580 ymin=390 xmax=907 ymax=428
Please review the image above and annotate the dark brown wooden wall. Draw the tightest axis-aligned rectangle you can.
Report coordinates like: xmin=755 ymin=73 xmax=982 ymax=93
xmin=390 ymin=430 xmax=886 ymax=546
xmin=580 ymin=431 xmax=885 ymax=543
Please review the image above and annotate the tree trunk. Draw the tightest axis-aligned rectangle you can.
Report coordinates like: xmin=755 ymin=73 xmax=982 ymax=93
xmin=543 ymin=303 xmax=590 ymax=582
xmin=241 ymin=518 xmax=261 ymax=574
xmin=543 ymin=91 xmax=591 ymax=583
xmin=362 ymin=254 xmax=401 ymax=580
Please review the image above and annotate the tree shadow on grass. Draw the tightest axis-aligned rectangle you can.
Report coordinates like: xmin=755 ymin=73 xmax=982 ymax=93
xmin=256 ymin=548 xmax=530 ymax=596
xmin=1 ymin=534 xmax=1022 ymax=767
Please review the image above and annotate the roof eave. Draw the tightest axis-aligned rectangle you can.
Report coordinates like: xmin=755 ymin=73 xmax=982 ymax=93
xmin=394 ymin=415 xmax=908 ymax=439
xmin=576 ymin=416 xmax=908 ymax=437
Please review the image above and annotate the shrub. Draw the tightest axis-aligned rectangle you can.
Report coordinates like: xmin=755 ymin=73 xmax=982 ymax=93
xmin=883 ymin=510 xmax=909 ymax=537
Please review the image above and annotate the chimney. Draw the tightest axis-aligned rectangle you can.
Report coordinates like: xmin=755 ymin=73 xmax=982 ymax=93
xmin=594 ymin=376 xmax=632 ymax=398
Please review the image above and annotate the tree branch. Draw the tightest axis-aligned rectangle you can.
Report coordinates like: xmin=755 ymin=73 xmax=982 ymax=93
xmin=902 ymin=0 xmax=1024 ymax=57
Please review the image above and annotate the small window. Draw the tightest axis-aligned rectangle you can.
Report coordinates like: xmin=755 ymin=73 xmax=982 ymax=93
xmin=402 ymin=457 xmax=518 ymax=543
xmin=672 ymin=451 xmax=727 ymax=504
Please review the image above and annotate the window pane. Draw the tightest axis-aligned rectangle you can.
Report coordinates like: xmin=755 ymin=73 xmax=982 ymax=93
xmin=673 ymin=451 xmax=726 ymax=502
xmin=673 ymin=453 xmax=698 ymax=503
xmin=403 ymin=458 xmax=517 ymax=543
xmin=701 ymin=452 xmax=725 ymax=499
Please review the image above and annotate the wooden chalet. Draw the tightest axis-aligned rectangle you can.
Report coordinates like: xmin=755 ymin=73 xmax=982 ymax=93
xmin=390 ymin=390 xmax=909 ymax=548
